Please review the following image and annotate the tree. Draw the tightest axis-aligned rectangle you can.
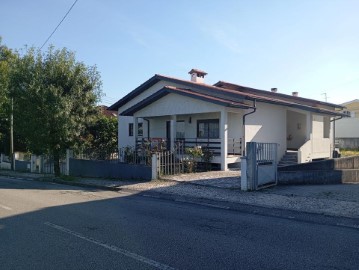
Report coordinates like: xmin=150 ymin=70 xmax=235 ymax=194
xmin=0 ymin=38 xmax=20 ymax=154
xmin=10 ymin=46 xmax=102 ymax=175
xmin=82 ymin=112 xmax=118 ymax=159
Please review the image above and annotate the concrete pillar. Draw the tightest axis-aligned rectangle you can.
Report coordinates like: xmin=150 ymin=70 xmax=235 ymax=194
xmin=240 ymin=157 xmax=248 ymax=191
xmin=66 ymin=149 xmax=73 ymax=176
xmin=39 ymin=155 xmax=43 ymax=173
xmin=134 ymin=117 xmax=138 ymax=147
xmin=306 ymin=112 xmax=312 ymax=141
xmin=170 ymin=115 xmax=177 ymax=151
xmin=151 ymin=153 xmax=158 ymax=180
xmin=30 ymin=155 xmax=37 ymax=173
xmin=220 ymin=110 xmax=228 ymax=171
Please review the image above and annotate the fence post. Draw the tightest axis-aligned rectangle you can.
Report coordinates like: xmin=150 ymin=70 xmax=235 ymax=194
xmin=30 ymin=154 xmax=37 ymax=173
xmin=66 ymin=149 xmax=73 ymax=176
xmin=240 ymin=157 xmax=248 ymax=191
xmin=39 ymin=155 xmax=44 ymax=173
xmin=246 ymin=142 xmax=257 ymax=191
xmin=151 ymin=153 xmax=158 ymax=180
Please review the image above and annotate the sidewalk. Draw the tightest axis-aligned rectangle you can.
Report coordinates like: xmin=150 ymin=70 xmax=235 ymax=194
xmin=1 ymin=170 xmax=359 ymax=219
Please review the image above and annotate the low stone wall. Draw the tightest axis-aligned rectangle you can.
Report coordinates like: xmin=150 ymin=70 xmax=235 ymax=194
xmin=278 ymin=156 xmax=359 ymax=171
xmin=69 ymin=158 xmax=152 ymax=180
xmin=278 ymin=156 xmax=359 ymax=185
xmin=15 ymin=160 xmax=31 ymax=172
xmin=279 ymin=170 xmax=359 ymax=185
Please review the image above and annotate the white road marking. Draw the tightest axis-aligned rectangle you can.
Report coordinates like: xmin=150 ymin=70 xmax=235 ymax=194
xmin=44 ymin=222 xmax=176 ymax=270
xmin=0 ymin=204 xmax=12 ymax=211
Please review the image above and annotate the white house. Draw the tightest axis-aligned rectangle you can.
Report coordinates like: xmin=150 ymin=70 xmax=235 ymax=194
xmin=335 ymin=99 xmax=359 ymax=149
xmin=109 ymin=69 xmax=345 ymax=170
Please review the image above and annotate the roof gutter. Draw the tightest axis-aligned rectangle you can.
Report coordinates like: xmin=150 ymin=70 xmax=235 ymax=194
xmin=242 ymin=99 xmax=257 ymax=156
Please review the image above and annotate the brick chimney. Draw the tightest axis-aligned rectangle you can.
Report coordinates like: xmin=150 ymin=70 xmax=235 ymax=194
xmin=189 ymin=69 xmax=207 ymax=83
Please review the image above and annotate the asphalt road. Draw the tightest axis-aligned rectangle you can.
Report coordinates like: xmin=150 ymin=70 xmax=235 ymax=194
xmin=0 ymin=176 xmax=358 ymax=270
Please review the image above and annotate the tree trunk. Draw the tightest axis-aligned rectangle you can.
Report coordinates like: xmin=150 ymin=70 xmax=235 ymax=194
xmin=53 ymin=149 xmax=61 ymax=176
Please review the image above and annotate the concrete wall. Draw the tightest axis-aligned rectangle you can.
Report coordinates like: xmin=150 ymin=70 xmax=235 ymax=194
xmin=279 ymin=155 xmax=359 ymax=171
xmin=278 ymin=156 xmax=359 ymax=184
xmin=69 ymin=159 xmax=152 ymax=180
xmin=245 ymin=102 xmax=287 ymax=160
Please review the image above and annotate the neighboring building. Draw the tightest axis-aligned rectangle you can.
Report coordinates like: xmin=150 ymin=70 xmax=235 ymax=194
xmin=335 ymin=99 xmax=359 ymax=149
xmin=98 ymin=105 xmax=117 ymax=118
xmin=109 ymin=69 xmax=345 ymax=170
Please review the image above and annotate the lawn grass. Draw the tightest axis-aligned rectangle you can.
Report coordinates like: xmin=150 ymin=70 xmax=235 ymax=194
xmin=340 ymin=149 xmax=359 ymax=157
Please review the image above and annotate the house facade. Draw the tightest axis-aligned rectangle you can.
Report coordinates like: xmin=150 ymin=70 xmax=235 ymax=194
xmin=109 ymin=69 xmax=345 ymax=170
xmin=335 ymin=99 xmax=359 ymax=149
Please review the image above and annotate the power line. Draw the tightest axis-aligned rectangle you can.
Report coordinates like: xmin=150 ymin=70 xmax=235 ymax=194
xmin=40 ymin=0 xmax=79 ymax=50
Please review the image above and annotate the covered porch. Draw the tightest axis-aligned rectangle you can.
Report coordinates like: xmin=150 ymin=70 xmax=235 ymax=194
xmin=286 ymin=109 xmax=332 ymax=163
xmin=133 ymin=110 xmax=244 ymax=170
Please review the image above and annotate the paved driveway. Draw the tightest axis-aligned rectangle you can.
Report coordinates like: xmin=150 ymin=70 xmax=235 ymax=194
xmin=162 ymin=169 xmax=241 ymax=189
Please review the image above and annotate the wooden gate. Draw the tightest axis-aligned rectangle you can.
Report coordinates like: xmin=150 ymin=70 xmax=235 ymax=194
xmin=156 ymin=141 xmax=185 ymax=177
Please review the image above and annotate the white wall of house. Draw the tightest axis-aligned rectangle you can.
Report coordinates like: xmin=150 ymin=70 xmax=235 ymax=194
xmin=134 ymin=93 xmax=224 ymax=118
xmin=245 ymin=102 xmax=287 ymax=159
xmin=312 ymin=115 xmax=324 ymax=138
xmin=118 ymin=116 xmax=135 ymax=147
xmin=118 ymin=81 xmax=188 ymax=114
xmin=118 ymin=116 xmax=147 ymax=148
xmin=286 ymin=110 xmax=307 ymax=149
xmin=228 ymin=112 xmax=243 ymax=140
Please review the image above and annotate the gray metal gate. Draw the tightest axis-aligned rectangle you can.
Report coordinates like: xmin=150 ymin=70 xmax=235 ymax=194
xmin=247 ymin=142 xmax=278 ymax=190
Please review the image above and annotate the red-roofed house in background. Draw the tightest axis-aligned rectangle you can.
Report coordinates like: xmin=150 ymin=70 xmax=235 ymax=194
xmin=98 ymin=105 xmax=117 ymax=118
xmin=109 ymin=69 xmax=346 ymax=171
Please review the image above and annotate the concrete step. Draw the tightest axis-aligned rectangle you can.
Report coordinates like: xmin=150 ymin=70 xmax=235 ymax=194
xmin=278 ymin=151 xmax=298 ymax=167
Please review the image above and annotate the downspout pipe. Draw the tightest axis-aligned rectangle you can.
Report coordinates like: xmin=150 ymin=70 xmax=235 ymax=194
xmin=242 ymin=99 xmax=257 ymax=156
xmin=330 ymin=115 xmax=343 ymax=158
xmin=143 ymin=118 xmax=150 ymax=138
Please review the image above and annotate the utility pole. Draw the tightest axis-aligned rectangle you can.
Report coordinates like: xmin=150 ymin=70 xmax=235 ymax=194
xmin=10 ymin=97 xmax=14 ymax=170
xmin=322 ymin=92 xmax=328 ymax=102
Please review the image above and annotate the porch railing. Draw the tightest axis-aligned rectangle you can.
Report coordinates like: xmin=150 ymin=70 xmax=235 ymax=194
xmin=136 ymin=137 xmax=242 ymax=156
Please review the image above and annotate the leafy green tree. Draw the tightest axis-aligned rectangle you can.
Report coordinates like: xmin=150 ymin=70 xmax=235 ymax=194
xmin=10 ymin=46 xmax=102 ymax=175
xmin=82 ymin=113 xmax=118 ymax=159
xmin=0 ymin=38 xmax=19 ymax=154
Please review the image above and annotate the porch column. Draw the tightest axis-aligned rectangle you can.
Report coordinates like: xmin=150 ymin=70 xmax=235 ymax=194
xmin=170 ymin=115 xmax=177 ymax=150
xmin=134 ymin=117 xmax=138 ymax=147
xmin=306 ymin=112 xmax=312 ymax=140
xmin=220 ymin=110 xmax=228 ymax=171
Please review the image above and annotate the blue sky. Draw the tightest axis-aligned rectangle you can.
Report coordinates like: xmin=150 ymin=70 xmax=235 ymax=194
xmin=1 ymin=0 xmax=358 ymax=106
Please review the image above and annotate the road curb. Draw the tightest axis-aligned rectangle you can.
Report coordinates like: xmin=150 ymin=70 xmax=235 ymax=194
xmin=1 ymin=171 xmax=359 ymax=223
